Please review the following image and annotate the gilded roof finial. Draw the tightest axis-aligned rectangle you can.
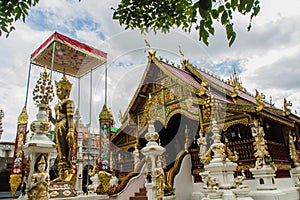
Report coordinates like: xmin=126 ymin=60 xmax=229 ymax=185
xmin=179 ymin=45 xmax=185 ymax=60
xmin=144 ymin=34 xmax=155 ymax=58
xmin=255 ymin=89 xmax=265 ymax=112
xmin=179 ymin=45 xmax=189 ymax=69
xmin=284 ymin=98 xmax=292 ymax=116
xmin=269 ymin=96 xmax=274 ymax=107
xmin=198 ymin=79 xmax=207 ymax=96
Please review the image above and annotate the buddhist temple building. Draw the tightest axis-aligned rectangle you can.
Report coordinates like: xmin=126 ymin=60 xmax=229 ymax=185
xmin=110 ymin=49 xmax=300 ymax=195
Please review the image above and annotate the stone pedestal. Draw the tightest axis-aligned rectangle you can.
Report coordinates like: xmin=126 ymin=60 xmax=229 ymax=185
xmin=199 ymin=120 xmax=253 ymax=200
xmin=205 ymin=158 xmax=237 ymax=189
xmin=163 ymin=195 xmax=176 ymax=200
xmin=145 ymin=182 xmax=156 ymax=200
xmin=290 ymin=167 xmax=300 ymax=187
xmin=23 ymin=104 xmax=56 ymax=200
xmin=222 ymin=189 xmax=236 ymax=200
xmin=232 ymin=188 xmax=253 ymax=200
xmin=202 ymin=190 xmax=223 ymax=199
xmin=250 ymin=166 xmax=277 ymax=190
xmin=49 ymin=182 xmax=77 ymax=198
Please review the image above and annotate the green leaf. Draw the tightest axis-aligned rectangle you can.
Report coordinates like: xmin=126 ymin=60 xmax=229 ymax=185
xmin=231 ymin=0 xmax=238 ymax=7
xmin=199 ymin=0 xmax=212 ymax=11
xmin=199 ymin=7 xmax=208 ymax=18
xmin=238 ymin=0 xmax=246 ymax=13
xmin=221 ymin=11 xmax=228 ymax=25
xmin=229 ymin=31 xmax=236 ymax=47
xmin=218 ymin=5 xmax=224 ymax=12
xmin=208 ymin=26 xmax=214 ymax=35
xmin=246 ymin=0 xmax=254 ymax=12
xmin=211 ymin=9 xmax=219 ymax=19
xmin=225 ymin=2 xmax=231 ymax=9
xmin=14 ymin=9 xmax=21 ymax=21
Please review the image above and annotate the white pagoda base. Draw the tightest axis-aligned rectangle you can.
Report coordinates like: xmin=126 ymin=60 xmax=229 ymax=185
xmin=290 ymin=166 xmax=300 ymax=187
xmin=249 ymin=165 xmax=277 ymax=190
xmin=204 ymin=158 xmax=237 ymax=189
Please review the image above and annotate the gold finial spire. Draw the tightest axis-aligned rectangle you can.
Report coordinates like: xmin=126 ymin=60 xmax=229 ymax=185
xmin=33 ymin=67 xmax=54 ymax=105
xmin=255 ymin=89 xmax=265 ymax=112
xmin=99 ymin=104 xmax=112 ymax=120
xmin=144 ymin=34 xmax=154 ymax=55
xmin=179 ymin=45 xmax=185 ymax=59
xmin=284 ymin=98 xmax=292 ymax=116
xmin=18 ymin=106 xmax=28 ymax=124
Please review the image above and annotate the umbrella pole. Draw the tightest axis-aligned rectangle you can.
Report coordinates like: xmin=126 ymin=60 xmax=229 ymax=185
xmin=24 ymin=61 xmax=32 ymax=107
xmin=50 ymin=42 xmax=56 ymax=79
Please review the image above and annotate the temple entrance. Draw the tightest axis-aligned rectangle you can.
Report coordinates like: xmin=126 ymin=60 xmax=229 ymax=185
xmin=154 ymin=114 xmax=198 ymax=169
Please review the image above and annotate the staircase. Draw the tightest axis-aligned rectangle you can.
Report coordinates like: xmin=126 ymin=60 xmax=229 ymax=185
xmin=129 ymin=187 xmax=147 ymax=200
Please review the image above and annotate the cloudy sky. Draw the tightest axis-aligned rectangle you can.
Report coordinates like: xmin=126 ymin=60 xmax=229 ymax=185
xmin=0 ymin=0 xmax=300 ymax=142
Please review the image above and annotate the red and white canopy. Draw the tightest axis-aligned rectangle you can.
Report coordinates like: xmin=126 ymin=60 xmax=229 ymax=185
xmin=30 ymin=32 xmax=107 ymax=78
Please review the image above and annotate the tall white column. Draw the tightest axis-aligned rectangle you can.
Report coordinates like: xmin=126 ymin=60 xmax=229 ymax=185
xmin=141 ymin=120 xmax=165 ymax=200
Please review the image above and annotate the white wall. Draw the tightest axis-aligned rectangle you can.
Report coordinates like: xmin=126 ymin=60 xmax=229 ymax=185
xmin=174 ymin=154 xmax=194 ymax=200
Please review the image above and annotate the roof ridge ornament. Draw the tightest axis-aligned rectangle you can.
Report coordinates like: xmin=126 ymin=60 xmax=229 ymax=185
xmin=227 ymin=68 xmax=246 ymax=103
xmin=284 ymin=98 xmax=292 ymax=116
xmin=144 ymin=34 xmax=156 ymax=59
xmin=179 ymin=46 xmax=189 ymax=70
xmin=255 ymin=89 xmax=265 ymax=112
xmin=179 ymin=45 xmax=185 ymax=60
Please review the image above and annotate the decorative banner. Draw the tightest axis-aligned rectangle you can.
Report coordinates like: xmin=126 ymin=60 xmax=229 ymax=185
xmin=10 ymin=107 xmax=28 ymax=195
xmin=100 ymin=122 xmax=111 ymax=171
xmin=99 ymin=104 xmax=113 ymax=171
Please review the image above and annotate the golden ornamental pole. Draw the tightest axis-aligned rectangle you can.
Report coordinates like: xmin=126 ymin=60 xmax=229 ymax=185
xmin=10 ymin=106 xmax=28 ymax=196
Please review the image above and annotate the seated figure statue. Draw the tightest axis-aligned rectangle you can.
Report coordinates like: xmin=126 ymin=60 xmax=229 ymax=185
xmin=28 ymin=155 xmax=50 ymax=200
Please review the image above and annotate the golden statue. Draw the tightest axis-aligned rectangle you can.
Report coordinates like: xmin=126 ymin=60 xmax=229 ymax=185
xmin=49 ymin=73 xmax=75 ymax=183
xmin=255 ymin=89 xmax=265 ymax=112
xmin=289 ymin=132 xmax=300 ymax=167
xmin=155 ymin=156 xmax=165 ymax=198
xmin=251 ymin=118 xmax=269 ymax=168
xmin=28 ymin=155 xmax=50 ymax=200
xmin=284 ymin=98 xmax=292 ymax=116
xmin=197 ymin=130 xmax=207 ymax=159
xmin=199 ymin=79 xmax=207 ymax=96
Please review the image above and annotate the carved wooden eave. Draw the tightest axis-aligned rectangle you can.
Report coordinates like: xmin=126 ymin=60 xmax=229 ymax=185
xmin=288 ymin=114 xmax=300 ymax=124
xmin=204 ymin=114 xmax=252 ymax=133
xmin=259 ymin=109 xmax=296 ymax=128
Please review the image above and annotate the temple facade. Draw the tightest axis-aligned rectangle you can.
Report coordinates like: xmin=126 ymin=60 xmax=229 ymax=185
xmin=110 ymin=50 xmax=300 ymax=198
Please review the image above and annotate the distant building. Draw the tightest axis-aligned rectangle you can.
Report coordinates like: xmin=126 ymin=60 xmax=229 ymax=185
xmin=0 ymin=141 xmax=14 ymax=171
xmin=0 ymin=141 xmax=15 ymax=194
